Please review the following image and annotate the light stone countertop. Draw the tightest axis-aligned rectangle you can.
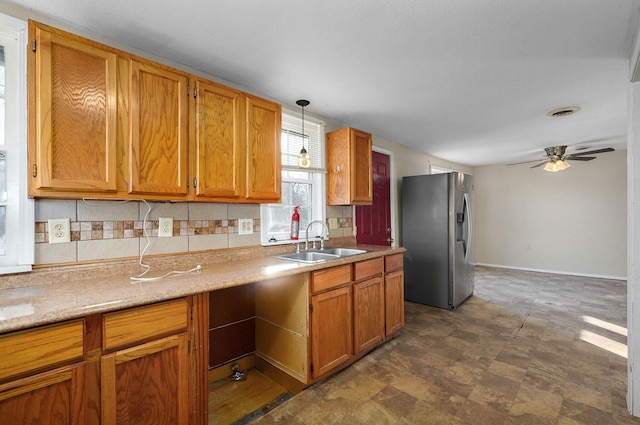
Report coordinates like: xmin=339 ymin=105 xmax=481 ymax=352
xmin=0 ymin=243 xmax=404 ymax=334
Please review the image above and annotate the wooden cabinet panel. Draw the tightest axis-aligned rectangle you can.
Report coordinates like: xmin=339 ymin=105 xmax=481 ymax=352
xmin=0 ymin=319 xmax=84 ymax=382
xmin=353 ymin=276 xmax=384 ymax=354
xmin=128 ymin=59 xmax=189 ymax=197
xmin=246 ymin=95 xmax=281 ymax=201
xmin=326 ymin=127 xmax=372 ymax=205
xmin=30 ymin=25 xmax=117 ymax=194
xmin=385 ymin=269 xmax=405 ymax=336
xmin=310 ymin=286 xmax=352 ymax=378
xmin=311 ymin=264 xmax=351 ymax=293
xmin=353 ymin=257 xmax=383 ymax=281
xmin=0 ymin=364 xmax=86 ymax=425
xmin=101 ymin=333 xmax=189 ymax=425
xmin=194 ymin=80 xmax=245 ymax=200
xmin=103 ymin=298 xmax=188 ymax=351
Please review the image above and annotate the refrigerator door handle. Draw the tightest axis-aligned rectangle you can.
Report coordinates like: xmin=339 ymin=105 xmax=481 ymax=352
xmin=463 ymin=192 xmax=472 ymax=261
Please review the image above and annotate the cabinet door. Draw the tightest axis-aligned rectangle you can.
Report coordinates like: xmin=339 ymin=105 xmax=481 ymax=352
xmin=246 ymin=96 xmax=281 ymax=201
xmin=31 ymin=26 xmax=117 ymax=193
xmin=194 ymin=80 xmax=245 ymax=200
xmin=353 ymin=276 xmax=384 ymax=354
xmin=351 ymin=128 xmax=372 ymax=204
xmin=311 ymin=286 xmax=352 ymax=378
xmin=101 ymin=333 xmax=189 ymax=425
xmin=129 ymin=60 xmax=189 ymax=197
xmin=385 ymin=269 xmax=405 ymax=336
xmin=0 ymin=364 xmax=86 ymax=425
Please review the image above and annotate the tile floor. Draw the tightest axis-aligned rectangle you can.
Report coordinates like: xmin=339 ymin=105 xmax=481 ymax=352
xmin=251 ymin=266 xmax=640 ymax=424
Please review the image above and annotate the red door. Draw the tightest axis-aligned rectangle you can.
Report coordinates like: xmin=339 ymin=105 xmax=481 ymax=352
xmin=356 ymin=151 xmax=392 ymax=246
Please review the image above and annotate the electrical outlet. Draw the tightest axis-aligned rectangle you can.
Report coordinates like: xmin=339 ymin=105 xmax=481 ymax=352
xmin=238 ymin=218 xmax=253 ymax=235
xmin=48 ymin=218 xmax=71 ymax=244
xmin=158 ymin=217 xmax=173 ymax=238
xmin=328 ymin=218 xmax=338 ymax=230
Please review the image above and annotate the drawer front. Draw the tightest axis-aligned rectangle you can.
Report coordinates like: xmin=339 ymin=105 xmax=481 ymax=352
xmin=312 ymin=264 xmax=351 ymax=293
xmin=354 ymin=257 xmax=383 ymax=281
xmin=0 ymin=319 xmax=84 ymax=381
xmin=103 ymin=298 xmax=188 ymax=351
xmin=385 ymin=253 xmax=404 ymax=272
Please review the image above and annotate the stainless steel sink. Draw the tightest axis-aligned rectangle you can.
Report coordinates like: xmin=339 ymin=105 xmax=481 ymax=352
xmin=273 ymin=247 xmax=368 ymax=263
xmin=318 ymin=248 xmax=368 ymax=257
xmin=274 ymin=251 xmax=340 ymax=263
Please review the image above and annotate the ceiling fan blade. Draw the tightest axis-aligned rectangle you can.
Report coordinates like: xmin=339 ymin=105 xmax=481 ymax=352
xmin=530 ymin=161 xmax=548 ymax=168
xmin=507 ymin=158 xmax=546 ymax=166
xmin=569 ymin=147 xmax=615 ymax=156
xmin=567 ymin=156 xmax=596 ymax=161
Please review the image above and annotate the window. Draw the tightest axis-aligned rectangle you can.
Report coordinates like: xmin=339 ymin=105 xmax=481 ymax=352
xmin=261 ymin=111 xmax=325 ymax=245
xmin=0 ymin=15 xmax=32 ymax=274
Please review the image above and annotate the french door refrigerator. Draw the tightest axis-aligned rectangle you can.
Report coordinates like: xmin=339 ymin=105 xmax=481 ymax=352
xmin=402 ymin=172 xmax=474 ymax=309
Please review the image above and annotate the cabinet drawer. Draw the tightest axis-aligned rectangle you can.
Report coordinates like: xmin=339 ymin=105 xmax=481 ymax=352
xmin=0 ymin=319 xmax=84 ymax=381
xmin=103 ymin=298 xmax=188 ymax=350
xmin=311 ymin=265 xmax=351 ymax=293
xmin=354 ymin=257 xmax=383 ymax=281
xmin=385 ymin=253 xmax=404 ymax=272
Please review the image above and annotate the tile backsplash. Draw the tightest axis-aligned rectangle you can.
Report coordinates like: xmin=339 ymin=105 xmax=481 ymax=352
xmin=34 ymin=199 xmax=353 ymax=265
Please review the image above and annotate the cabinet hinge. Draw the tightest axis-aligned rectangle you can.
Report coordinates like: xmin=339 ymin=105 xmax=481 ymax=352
xmin=310 ymin=363 xmax=314 ymax=374
xmin=193 ymin=88 xmax=197 ymax=98
xmin=309 ymin=304 xmax=313 ymax=313
xmin=32 ymin=164 xmax=37 ymax=178
xmin=187 ymin=85 xmax=190 ymax=97
xmin=31 ymin=39 xmax=36 ymax=52
xmin=188 ymin=340 xmax=191 ymax=353
xmin=193 ymin=178 xmax=197 ymax=188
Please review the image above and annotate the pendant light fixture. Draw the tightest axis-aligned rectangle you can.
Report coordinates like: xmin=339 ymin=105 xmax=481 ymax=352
xmin=296 ymin=99 xmax=311 ymax=168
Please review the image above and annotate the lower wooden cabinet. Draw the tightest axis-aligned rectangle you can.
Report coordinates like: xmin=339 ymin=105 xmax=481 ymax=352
xmin=310 ymin=286 xmax=353 ymax=379
xmin=101 ymin=334 xmax=189 ymax=425
xmin=353 ymin=275 xmax=384 ymax=353
xmin=385 ymin=269 xmax=405 ymax=336
xmin=0 ymin=363 xmax=87 ymax=425
xmin=0 ymin=298 xmax=191 ymax=425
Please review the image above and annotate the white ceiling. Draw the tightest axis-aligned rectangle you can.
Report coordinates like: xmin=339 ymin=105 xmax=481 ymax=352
xmin=8 ymin=0 xmax=640 ymax=166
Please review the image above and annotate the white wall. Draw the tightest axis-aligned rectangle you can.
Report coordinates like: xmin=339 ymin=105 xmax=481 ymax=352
xmin=474 ymin=150 xmax=627 ymax=279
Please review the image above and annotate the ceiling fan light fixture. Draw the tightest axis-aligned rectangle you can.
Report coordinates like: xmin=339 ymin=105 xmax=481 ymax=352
xmin=544 ymin=159 xmax=571 ymax=172
xmin=296 ymin=99 xmax=311 ymax=169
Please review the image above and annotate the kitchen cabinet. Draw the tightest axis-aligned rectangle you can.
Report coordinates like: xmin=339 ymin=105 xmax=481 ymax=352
xmin=128 ymin=60 xmax=190 ymax=198
xmin=28 ymin=20 xmax=281 ymax=203
xmin=353 ymin=258 xmax=384 ymax=354
xmin=309 ymin=265 xmax=353 ymax=379
xmin=384 ymin=253 xmax=405 ymax=336
xmin=194 ymin=81 xmax=281 ymax=202
xmin=28 ymin=23 xmax=118 ymax=196
xmin=101 ymin=298 xmax=190 ymax=425
xmin=0 ymin=320 xmax=87 ymax=425
xmin=326 ymin=127 xmax=373 ymax=205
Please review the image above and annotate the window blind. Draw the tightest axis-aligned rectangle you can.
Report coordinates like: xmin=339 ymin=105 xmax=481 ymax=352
xmin=281 ymin=112 xmax=325 ymax=171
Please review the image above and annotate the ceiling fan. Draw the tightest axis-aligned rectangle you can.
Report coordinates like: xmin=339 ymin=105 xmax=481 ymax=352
xmin=508 ymin=145 xmax=615 ymax=172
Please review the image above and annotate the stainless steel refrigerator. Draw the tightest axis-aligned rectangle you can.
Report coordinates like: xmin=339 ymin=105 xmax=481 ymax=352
xmin=402 ymin=172 xmax=474 ymax=309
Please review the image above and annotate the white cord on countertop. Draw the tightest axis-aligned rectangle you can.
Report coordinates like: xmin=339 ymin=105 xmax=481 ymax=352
xmin=81 ymin=198 xmax=202 ymax=282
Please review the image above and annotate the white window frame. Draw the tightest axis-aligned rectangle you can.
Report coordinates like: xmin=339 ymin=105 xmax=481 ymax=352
xmin=0 ymin=14 xmax=33 ymax=274
xmin=261 ymin=110 xmax=326 ymax=246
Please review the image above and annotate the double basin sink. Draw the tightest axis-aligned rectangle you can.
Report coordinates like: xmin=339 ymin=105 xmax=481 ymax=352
xmin=274 ymin=248 xmax=368 ymax=264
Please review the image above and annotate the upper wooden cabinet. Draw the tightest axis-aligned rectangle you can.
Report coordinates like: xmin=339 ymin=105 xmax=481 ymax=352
xmin=29 ymin=24 xmax=118 ymax=195
xmin=128 ymin=60 xmax=189 ymax=198
xmin=193 ymin=82 xmax=281 ymax=202
xmin=194 ymin=80 xmax=245 ymax=200
xmin=326 ymin=127 xmax=373 ymax=205
xmin=245 ymin=95 xmax=281 ymax=202
xmin=28 ymin=21 xmax=281 ymax=203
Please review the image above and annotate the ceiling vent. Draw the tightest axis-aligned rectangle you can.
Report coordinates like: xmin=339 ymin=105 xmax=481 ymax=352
xmin=546 ymin=106 xmax=581 ymax=117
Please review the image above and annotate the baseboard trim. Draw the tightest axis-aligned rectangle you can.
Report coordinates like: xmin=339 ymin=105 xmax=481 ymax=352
xmin=475 ymin=262 xmax=627 ymax=281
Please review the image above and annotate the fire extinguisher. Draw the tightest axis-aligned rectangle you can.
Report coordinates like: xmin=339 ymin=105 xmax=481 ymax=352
xmin=290 ymin=206 xmax=300 ymax=240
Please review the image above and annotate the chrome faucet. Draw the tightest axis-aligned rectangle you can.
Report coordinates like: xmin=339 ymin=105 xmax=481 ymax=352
xmin=305 ymin=220 xmax=329 ymax=250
